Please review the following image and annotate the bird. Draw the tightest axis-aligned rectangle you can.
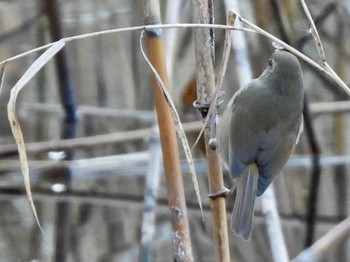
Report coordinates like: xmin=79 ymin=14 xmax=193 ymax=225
xmin=217 ymin=49 xmax=304 ymax=240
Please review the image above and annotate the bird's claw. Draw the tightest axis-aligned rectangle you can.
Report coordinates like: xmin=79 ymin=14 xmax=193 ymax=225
xmin=192 ymin=91 xmax=226 ymax=118
xmin=216 ymin=91 xmax=225 ymax=106
xmin=207 ymin=187 xmax=230 ymax=199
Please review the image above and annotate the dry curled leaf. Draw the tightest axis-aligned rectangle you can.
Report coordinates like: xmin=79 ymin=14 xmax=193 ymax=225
xmin=7 ymin=39 xmax=65 ymax=232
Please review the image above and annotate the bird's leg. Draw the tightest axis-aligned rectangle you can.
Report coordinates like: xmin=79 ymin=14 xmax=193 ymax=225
xmin=208 ymin=112 xmax=218 ymax=150
xmin=215 ymin=90 xmax=226 ymax=106
xmin=194 ymin=91 xmax=227 ymax=198
xmin=209 ymin=91 xmax=225 ymax=150
xmin=193 ymin=91 xmax=225 ymax=150
xmin=192 ymin=91 xmax=225 ymax=118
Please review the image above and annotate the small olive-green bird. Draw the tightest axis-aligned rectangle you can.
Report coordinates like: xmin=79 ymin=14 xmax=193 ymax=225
xmin=217 ymin=50 xmax=304 ymax=240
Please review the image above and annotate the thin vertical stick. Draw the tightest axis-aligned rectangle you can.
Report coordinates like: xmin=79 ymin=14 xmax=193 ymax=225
xmin=300 ymin=0 xmax=325 ymax=61
xmin=142 ymin=1 xmax=194 ymax=261
xmin=146 ymin=35 xmax=193 ymax=261
xmin=204 ymin=133 xmax=230 ymax=262
xmin=44 ymin=2 xmax=77 ymax=261
xmin=44 ymin=0 xmax=77 ymax=125
xmin=223 ymin=1 xmax=252 ymax=85
xmin=191 ymin=1 xmax=230 ymax=261
xmin=261 ymin=185 xmax=289 ymax=262
xmin=164 ymin=0 xmax=182 ymax=79
xmin=139 ymin=125 xmax=162 ymax=262
xmin=298 ymin=1 xmax=324 ymax=247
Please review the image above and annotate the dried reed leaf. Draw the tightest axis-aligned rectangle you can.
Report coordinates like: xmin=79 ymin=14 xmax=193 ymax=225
xmin=7 ymin=39 xmax=65 ymax=232
xmin=0 ymin=63 xmax=7 ymax=97
xmin=139 ymin=31 xmax=204 ymax=218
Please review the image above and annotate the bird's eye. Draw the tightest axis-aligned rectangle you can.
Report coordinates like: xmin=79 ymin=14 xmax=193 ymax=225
xmin=268 ymin=58 xmax=273 ymax=67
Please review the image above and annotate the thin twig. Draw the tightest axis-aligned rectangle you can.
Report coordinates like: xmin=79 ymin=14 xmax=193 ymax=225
xmin=292 ymin=216 xmax=350 ymax=262
xmin=0 ymin=23 xmax=253 ymax=65
xmin=138 ymin=125 xmax=162 ymax=262
xmin=234 ymin=13 xmax=328 ymax=75
xmin=4 ymin=98 xmax=350 ymax=158
xmin=224 ymin=1 xmax=252 ymax=85
xmin=298 ymin=0 xmax=349 ymax=95
xmin=1 ymin=19 xmax=348 ymax=95
xmin=3 ymin=153 xmax=350 ymax=175
xmin=215 ymin=11 xmax=235 ymax=96
xmin=261 ymin=185 xmax=289 ymax=262
xmin=21 ymin=102 xmax=155 ymax=120
xmin=44 ymin=0 xmax=77 ymax=124
xmin=303 ymin=75 xmax=322 ymax=249
xmin=235 ymin=10 xmax=350 ymax=97
xmin=0 ymin=121 xmax=203 ymax=158
xmin=164 ymin=1 xmax=182 ymax=79
xmin=295 ymin=2 xmax=337 ymax=50
xmin=300 ymin=0 xmax=326 ymax=61
xmin=4 ymin=95 xmax=350 ymax=158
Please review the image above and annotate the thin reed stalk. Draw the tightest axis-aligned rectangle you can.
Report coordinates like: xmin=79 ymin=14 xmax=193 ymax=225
xmin=142 ymin=0 xmax=194 ymax=261
xmin=191 ymin=0 xmax=230 ymax=261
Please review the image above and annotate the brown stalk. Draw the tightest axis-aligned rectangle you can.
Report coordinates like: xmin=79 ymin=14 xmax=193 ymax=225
xmin=204 ymin=131 xmax=230 ymax=262
xmin=142 ymin=1 xmax=193 ymax=261
xmin=191 ymin=0 xmax=230 ymax=261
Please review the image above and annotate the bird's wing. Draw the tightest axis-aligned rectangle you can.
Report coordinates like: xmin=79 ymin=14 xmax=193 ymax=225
xmin=226 ymin=80 xmax=274 ymax=178
xmin=255 ymin=115 xmax=303 ymax=196
xmin=228 ymin=86 xmax=261 ymax=178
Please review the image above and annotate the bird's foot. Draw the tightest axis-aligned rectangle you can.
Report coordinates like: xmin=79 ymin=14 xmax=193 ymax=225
xmin=192 ymin=91 xmax=226 ymax=118
xmin=207 ymin=187 xmax=230 ymax=199
xmin=215 ymin=91 xmax=225 ymax=106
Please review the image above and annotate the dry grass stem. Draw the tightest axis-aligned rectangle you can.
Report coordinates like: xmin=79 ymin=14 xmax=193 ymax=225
xmin=142 ymin=1 xmax=195 ymax=258
xmin=261 ymin=185 xmax=289 ymax=262
xmin=0 ymin=63 xmax=6 ymax=97
xmin=300 ymin=0 xmax=326 ymax=61
xmin=0 ymin=121 xmax=203 ymax=157
xmin=0 ymin=18 xmax=347 ymax=96
xmin=139 ymin=125 xmax=162 ymax=261
xmin=191 ymin=0 xmax=231 ymax=261
xmin=191 ymin=11 xmax=235 ymax=151
xmin=0 ymin=23 xmax=254 ymax=66
xmin=292 ymin=216 xmax=350 ymax=262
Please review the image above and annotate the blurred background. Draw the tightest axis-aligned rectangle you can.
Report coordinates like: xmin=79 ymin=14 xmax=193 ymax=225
xmin=0 ymin=0 xmax=349 ymax=261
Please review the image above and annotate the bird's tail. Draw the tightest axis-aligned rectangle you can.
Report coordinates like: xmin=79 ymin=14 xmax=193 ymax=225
xmin=231 ymin=164 xmax=258 ymax=240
